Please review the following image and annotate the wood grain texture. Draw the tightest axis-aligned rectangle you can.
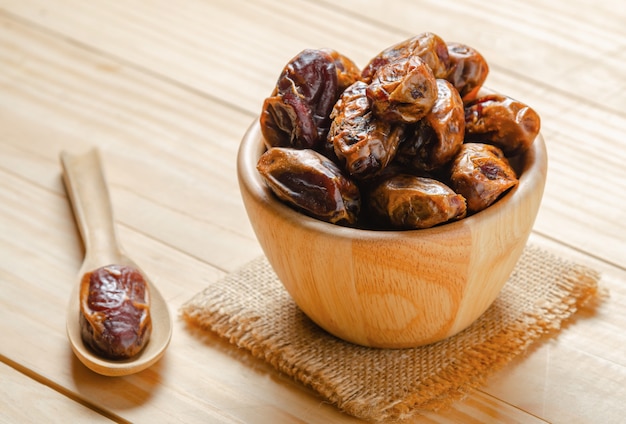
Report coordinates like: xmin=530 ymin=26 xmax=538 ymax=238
xmin=0 ymin=362 xmax=115 ymax=422
xmin=0 ymin=0 xmax=625 ymax=422
xmin=239 ymin=122 xmax=547 ymax=348
xmin=1 ymin=0 xmax=624 ymax=266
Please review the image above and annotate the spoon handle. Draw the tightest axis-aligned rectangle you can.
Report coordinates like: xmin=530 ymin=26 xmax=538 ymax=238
xmin=60 ymin=149 xmax=121 ymax=263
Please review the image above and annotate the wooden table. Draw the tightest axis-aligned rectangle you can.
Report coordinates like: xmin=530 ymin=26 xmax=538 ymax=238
xmin=1 ymin=1 xmax=625 ymax=422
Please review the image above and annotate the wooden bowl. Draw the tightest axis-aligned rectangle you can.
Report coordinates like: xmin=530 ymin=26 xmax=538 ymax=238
xmin=237 ymin=120 xmax=547 ymax=348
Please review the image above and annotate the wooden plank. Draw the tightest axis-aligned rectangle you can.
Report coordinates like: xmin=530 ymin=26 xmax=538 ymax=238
xmin=420 ymin=391 xmax=549 ymax=424
xmin=2 ymin=0 xmax=624 ymax=113
xmin=0 ymin=182 xmax=567 ymax=423
xmin=0 ymin=170 xmax=358 ymax=423
xmin=0 ymin=12 xmax=568 ymax=423
xmin=1 ymin=0 xmax=624 ymax=268
xmin=0 ymin=12 xmax=261 ymax=272
xmin=0 ymin=0 xmax=395 ymax=111
xmin=0 ymin=1 xmax=625 ymax=423
xmin=0 ymin=362 xmax=114 ymax=422
xmin=413 ymin=236 xmax=626 ymax=424
xmin=327 ymin=0 xmax=626 ymax=113
xmin=479 ymin=234 xmax=626 ymax=424
xmin=0 ymin=14 xmax=358 ymax=423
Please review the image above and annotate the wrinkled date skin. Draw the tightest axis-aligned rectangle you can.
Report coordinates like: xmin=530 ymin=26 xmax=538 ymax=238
xmin=328 ymin=81 xmax=406 ymax=179
xmin=257 ymin=147 xmax=361 ymax=225
xmin=256 ymin=34 xmax=540 ymax=230
xmin=450 ymin=143 xmax=518 ymax=213
xmin=367 ymin=174 xmax=467 ymax=229
xmin=361 ymin=32 xmax=451 ymax=83
xmin=397 ymin=79 xmax=465 ymax=171
xmin=464 ymin=94 xmax=541 ymax=156
xmin=367 ymin=55 xmax=438 ymax=124
xmin=446 ymin=42 xmax=489 ymax=102
xmin=260 ymin=49 xmax=342 ymax=150
xmin=80 ymin=265 xmax=151 ymax=359
xmin=321 ymin=48 xmax=362 ymax=93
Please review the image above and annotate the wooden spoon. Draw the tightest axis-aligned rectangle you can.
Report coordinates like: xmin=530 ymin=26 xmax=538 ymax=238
xmin=60 ymin=149 xmax=172 ymax=376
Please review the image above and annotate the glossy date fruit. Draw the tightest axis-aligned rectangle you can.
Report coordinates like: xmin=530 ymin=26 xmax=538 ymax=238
xmin=366 ymin=55 xmax=438 ymax=124
xmin=397 ymin=79 xmax=465 ymax=171
xmin=464 ymin=94 xmax=541 ymax=156
xmin=361 ymin=32 xmax=451 ymax=83
xmin=449 ymin=143 xmax=518 ymax=213
xmin=257 ymin=147 xmax=361 ymax=225
xmin=80 ymin=264 xmax=151 ymax=359
xmin=257 ymin=34 xmax=540 ymax=230
xmin=367 ymin=174 xmax=467 ymax=229
xmin=322 ymin=48 xmax=362 ymax=93
xmin=260 ymin=49 xmax=343 ymax=150
xmin=446 ymin=42 xmax=489 ymax=102
xmin=328 ymin=81 xmax=406 ymax=179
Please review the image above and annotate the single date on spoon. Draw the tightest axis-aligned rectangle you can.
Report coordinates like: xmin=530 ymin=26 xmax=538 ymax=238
xmin=80 ymin=264 xmax=151 ymax=359
xmin=61 ymin=149 xmax=172 ymax=376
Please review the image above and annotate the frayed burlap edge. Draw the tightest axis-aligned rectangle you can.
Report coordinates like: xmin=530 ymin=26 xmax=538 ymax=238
xmin=181 ymin=245 xmax=601 ymax=422
xmin=383 ymin=264 xmax=600 ymax=420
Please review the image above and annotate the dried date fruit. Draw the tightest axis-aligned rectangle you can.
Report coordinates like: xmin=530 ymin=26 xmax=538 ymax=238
xmin=256 ymin=35 xmax=540 ymax=230
xmin=464 ymin=94 xmax=540 ymax=155
xmin=260 ymin=49 xmax=340 ymax=150
xmin=261 ymin=93 xmax=318 ymax=149
xmin=446 ymin=42 xmax=489 ymax=102
xmin=361 ymin=32 xmax=451 ymax=83
xmin=366 ymin=55 xmax=438 ymax=123
xmin=397 ymin=79 xmax=465 ymax=171
xmin=368 ymin=174 xmax=467 ymax=229
xmin=321 ymin=48 xmax=362 ymax=93
xmin=257 ymin=147 xmax=361 ymax=225
xmin=80 ymin=264 xmax=151 ymax=359
xmin=449 ymin=143 xmax=518 ymax=213
xmin=328 ymin=81 xmax=405 ymax=179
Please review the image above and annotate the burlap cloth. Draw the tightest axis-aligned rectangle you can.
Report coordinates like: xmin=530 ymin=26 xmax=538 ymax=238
xmin=181 ymin=244 xmax=600 ymax=422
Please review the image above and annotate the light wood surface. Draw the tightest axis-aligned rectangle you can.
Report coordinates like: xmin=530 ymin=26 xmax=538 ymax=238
xmin=0 ymin=0 xmax=624 ymax=422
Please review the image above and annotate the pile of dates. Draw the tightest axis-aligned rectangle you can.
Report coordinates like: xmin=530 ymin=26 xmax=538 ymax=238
xmin=257 ymin=32 xmax=540 ymax=229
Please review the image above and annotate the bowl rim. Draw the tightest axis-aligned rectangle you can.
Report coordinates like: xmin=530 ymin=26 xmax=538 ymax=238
xmin=238 ymin=118 xmax=547 ymax=241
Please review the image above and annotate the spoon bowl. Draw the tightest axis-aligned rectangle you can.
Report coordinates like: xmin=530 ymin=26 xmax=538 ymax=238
xmin=61 ymin=149 xmax=172 ymax=376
